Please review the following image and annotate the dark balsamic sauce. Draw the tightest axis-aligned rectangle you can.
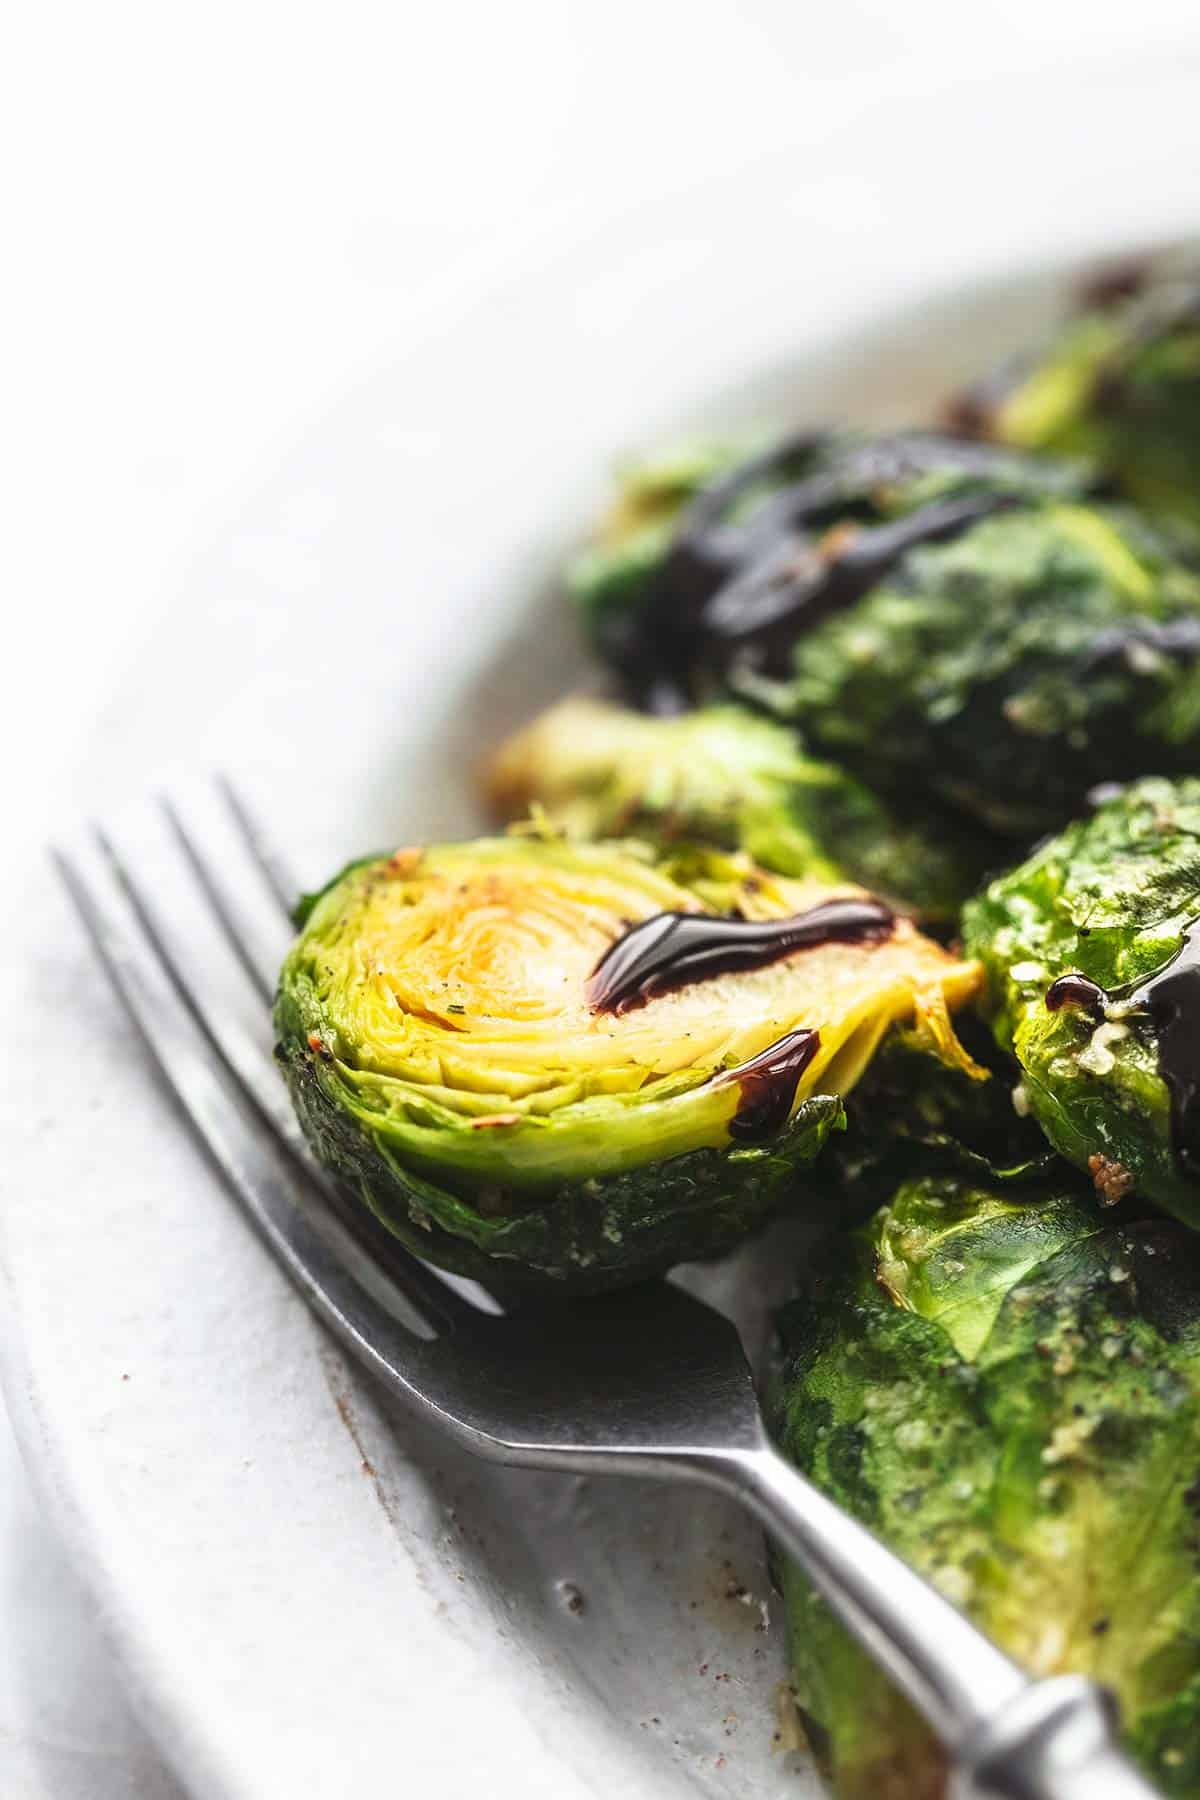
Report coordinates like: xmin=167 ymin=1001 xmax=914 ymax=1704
xmin=675 ymin=432 xmax=1047 ymax=571
xmin=1044 ymin=973 xmax=1107 ymax=1019
xmin=700 ymin=490 xmax=1021 ymax=670
xmin=1079 ymin=617 xmax=1200 ymax=673
xmin=721 ymin=1029 xmax=821 ymax=1141
xmin=1077 ymin=257 xmax=1154 ymax=311
xmin=607 ymin=431 xmax=1078 ymax=708
xmin=607 ymin=430 xmax=831 ymax=710
xmin=664 ymin=428 xmax=833 ymax=598
xmin=587 ymin=897 xmax=895 ymax=1016
xmin=943 ymin=354 xmax=1032 ymax=439
xmin=1045 ymin=924 xmax=1200 ymax=1175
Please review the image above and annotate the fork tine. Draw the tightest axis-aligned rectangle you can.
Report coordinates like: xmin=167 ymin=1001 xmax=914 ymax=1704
xmin=93 ymin=819 xmax=488 ymax=1334
xmin=149 ymin=787 xmax=502 ymax=1320
xmin=54 ymin=827 xmax=467 ymax=1342
xmin=162 ymin=780 xmax=295 ymax=1001
xmin=215 ymin=771 xmax=298 ymax=914
xmin=95 ymin=827 xmax=318 ymax=1163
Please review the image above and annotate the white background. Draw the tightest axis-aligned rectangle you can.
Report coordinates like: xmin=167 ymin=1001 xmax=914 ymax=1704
xmin=5 ymin=3 xmax=1200 ymax=1793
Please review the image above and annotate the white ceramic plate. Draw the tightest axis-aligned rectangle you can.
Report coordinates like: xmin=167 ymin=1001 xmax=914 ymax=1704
xmin=6 ymin=68 xmax=1200 ymax=1800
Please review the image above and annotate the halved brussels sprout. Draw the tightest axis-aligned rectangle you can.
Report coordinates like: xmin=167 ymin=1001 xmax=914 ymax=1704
xmin=772 ymin=1174 xmax=1200 ymax=1799
xmin=486 ymin=696 xmax=993 ymax=923
xmin=275 ymin=836 xmax=979 ymax=1286
xmin=964 ymin=776 xmax=1200 ymax=1228
xmin=951 ymin=263 xmax=1200 ymax=535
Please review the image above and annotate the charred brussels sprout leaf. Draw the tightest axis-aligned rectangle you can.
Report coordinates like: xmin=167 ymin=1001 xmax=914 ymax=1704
xmin=275 ymin=837 xmax=979 ymax=1287
xmin=486 ymin=696 xmax=991 ymax=923
xmin=772 ymin=1175 xmax=1200 ymax=1799
xmin=964 ymin=776 xmax=1200 ymax=1229
xmin=952 ymin=264 xmax=1200 ymax=536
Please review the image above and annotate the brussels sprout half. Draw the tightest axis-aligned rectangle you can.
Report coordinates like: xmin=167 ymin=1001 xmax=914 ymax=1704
xmin=964 ymin=776 xmax=1200 ymax=1229
xmin=771 ymin=1174 xmax=1200 ymax=1799
xmin=951 ymin=266 xmax=1200 ymax=537
xmin=275 ymin=837 xmax=979 ymax=1287
xmin=486 ymin=696 xmax=994 ymax=924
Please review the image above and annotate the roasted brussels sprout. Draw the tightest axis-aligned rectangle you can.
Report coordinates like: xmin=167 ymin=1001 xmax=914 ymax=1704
xmin=772 ymin=1174 xmax=1200 ymax=1799
xmin=275 ymin=837 xmax=979 ymax=1287
xmin=965 ymin=775 xmax=1200 ymax=1229
xmin=755 ymin=495 xmax=1200 ymax=837
xmin=567 ymin=428 xmax=1200 ymax=837
xmin=569 ymin=429 xmax=1092 ymax=726
xmin=951 ymin=263 xmax=1200 ymax=535
xmin=486 ymin=696 xmax=993 ymax=922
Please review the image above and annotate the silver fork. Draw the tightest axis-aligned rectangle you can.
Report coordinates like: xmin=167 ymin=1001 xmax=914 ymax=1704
xmin=54 ymin=778 xmax=1161 ymax=1800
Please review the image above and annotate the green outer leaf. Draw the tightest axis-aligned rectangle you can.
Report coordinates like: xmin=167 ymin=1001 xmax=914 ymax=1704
xmin=963 ymin=775 xmax=1200 ymax=1227
xmin=280 ymin=1040 xmax=843 ymax=1289
xmin=771 ymin=1176 xmax=1200 ymax=1798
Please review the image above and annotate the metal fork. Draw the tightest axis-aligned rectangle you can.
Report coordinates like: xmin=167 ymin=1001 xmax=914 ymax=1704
xmin=54 ymin=778 xmax=1161 ymax=1800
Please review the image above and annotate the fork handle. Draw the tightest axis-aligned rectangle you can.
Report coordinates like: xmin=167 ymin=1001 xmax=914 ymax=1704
xmin=727 ymin=1445 xmax=1163 ymax=1800
xmin=952 ymin=1679 xmax=1161 ymax=1799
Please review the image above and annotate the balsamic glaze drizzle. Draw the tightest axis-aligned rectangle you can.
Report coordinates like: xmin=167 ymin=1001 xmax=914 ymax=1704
xmin=1076 ymin=258 xmax=1154 ymax=311
xmin=1045 ymin=924 xmax=1200 ymax=1174
xmin=605 ymin=430 xmax=1081 ymax=710
xmin=722 ymin=1029 xmax=821 ymax=1142
xmin=700 ymin=490 xmax=1021 ymax=667
xmin=1078 ymin=617 xmax=1200 ymax=673
xmin=1044 ymin=973 xmax=1107 ymax=1019
xmin=587 ymin=897 xmax=895 ymax=1016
